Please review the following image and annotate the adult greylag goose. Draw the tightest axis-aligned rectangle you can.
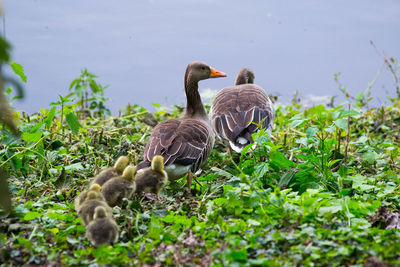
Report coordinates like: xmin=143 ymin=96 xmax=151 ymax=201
xmin=137 ymin=61 xmax=227 ymax=188
xmin=210 ymin=68 xmax=274 ymax=153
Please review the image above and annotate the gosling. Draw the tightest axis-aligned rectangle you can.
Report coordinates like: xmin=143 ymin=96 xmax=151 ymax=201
xmin=101 ymin=166 xmax=137 ymax=207
xmin=78 ymin=191 xmax=112 ymax=226
xmin=92 ymin=156 xmax=129 ymax=186
xmin=86 ymin=206 xmax=119 ymax=246
xmin=74 ymin=183 xmax=105 ymax=212
xmin=134 ymin=155 xmax=168 ymax=196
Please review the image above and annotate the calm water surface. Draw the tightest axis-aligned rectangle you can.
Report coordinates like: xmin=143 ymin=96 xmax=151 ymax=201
xmin=3 ymin=0 xmax=400 ymax=114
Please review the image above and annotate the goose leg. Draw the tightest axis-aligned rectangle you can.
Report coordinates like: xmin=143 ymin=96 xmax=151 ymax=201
xmin=187 ymin=172 xmax=193 ymax=190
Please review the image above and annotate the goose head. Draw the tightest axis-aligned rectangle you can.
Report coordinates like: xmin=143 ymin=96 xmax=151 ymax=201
xmin=235 ymin=68 xmax=255 ymax=85
xmin=185 ymin=61 xmax=226 ymax=87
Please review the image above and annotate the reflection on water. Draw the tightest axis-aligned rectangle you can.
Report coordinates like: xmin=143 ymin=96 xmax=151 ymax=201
xmin=3 ymin=0 xmax=400 ymax=114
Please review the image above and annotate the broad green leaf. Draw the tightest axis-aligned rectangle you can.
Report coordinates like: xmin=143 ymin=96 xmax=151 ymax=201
xmin=213 ymin=198 xmax=227 ymax=205
xmin=46 ymin=151 xmax=58 ymax=163
xmin=350 ymin=174 xmax=368 ymax=189
xmin=21 ymin=132 xmax=42 ymax=143
xmin=89 ymin=101 xmax=98 ymax=109
xmin=30 ymin=121 xmax=45 ymax=133
xmin=359 ymin=184 xmax=375 ymax=191
xmin=23 ymin=211 xmax=42 ymax=221
xmin=339 ymin=109 xmax=360 ymax=118
xmin=47 ymin=212 xmax=65 ymax=220
xmin=278 ymin=171 xmax=294 ymax=189
xmin=148 ymin=217 xmax=164 ymax=240
xmin=326 ymin=125 xmax=336 ymax=133
xmin=247 ymin=219 xmax=261 ymax=226
xmin=333 ymin=118 xmax=348 ymax=131
xmin=65 ymin=112 xmax=81 ymax=135
xmin=211 ymin=167 xmax=233 ymax=178
xmin=306 ymin=127 xmax=319 ymax=139
xmin=296 ymin=137 xmax=308 ymax=147
xmin=89 ymin=80 xmax=99 ymax=93
xmin=228 ymin=250 xmax=248 ymax=262
xmin=319 ymin=205 xmax=342 ymax=215
xmin=253 ymin=162 xmax=269 ymax=177
xmin=59 ymin=93 xmax=75 ymax=102
xmin=48 ymin=228 xmax=59 ymax=235
xmin=362 ymin=151 xmax=376 ymax=164
xmin=291 ymin=119 xmax=307 ymax=128
xmin=64 ymin=163 xmax=84 ymax=171
xmin=66 ymin=236 xmax=79 ymax=245
xmin=270 ymin=150 xmax=294 ymax=169
xmin=74 ymin=84 xmax=86 ymax=99
xmin=10 ymin=61 xmax=27 ymax=82
xmin=69 ymin=78 xmax=80 ymax=90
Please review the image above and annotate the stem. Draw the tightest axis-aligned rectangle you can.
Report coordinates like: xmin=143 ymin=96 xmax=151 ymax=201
xmin=391 ymin=164 xmax=400 ymax=170
xmin=342 ymin=104 xmax=351 ymax=164
xmin=61 ymin=101 xmax=64 ymax=135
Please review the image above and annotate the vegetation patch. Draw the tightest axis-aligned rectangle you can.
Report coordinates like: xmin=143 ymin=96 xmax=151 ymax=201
xmin=1 ymin=57 xmax=400 ymax=265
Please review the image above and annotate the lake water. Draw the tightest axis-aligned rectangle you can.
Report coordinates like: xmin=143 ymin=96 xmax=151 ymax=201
xmin=2 ymin=0 xmax=400 ymax=114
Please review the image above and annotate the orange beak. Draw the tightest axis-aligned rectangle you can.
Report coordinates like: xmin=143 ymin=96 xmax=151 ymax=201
xmin=209 ymin=67 xmax=227 ymax=78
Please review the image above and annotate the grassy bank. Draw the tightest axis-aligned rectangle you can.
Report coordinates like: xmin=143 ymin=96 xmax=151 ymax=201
xmin=0 ymin=92 xmax=399 ymax=266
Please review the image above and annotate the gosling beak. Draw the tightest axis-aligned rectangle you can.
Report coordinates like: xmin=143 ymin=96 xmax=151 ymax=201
xmin=209 ymin=67 xmax=227 ymax=78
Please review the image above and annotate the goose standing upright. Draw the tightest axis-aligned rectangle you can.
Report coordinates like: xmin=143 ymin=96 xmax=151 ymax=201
xmin=210 ymin=68 xmax=274 ymax=153
xmin=137 ymin=61 xmax=227 ymax=188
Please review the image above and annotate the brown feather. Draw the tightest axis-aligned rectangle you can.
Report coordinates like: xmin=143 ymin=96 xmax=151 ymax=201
xmin=211 ymin=69 xmax=274 ymax=151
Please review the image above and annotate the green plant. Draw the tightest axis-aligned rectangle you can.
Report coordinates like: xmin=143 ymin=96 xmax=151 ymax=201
xmin=69 ymin=69 xmax=111 ymax=117
xmin=1 ymin=59 xmax=399 ymax=266
xmin=50 ymin=93 xmax=81 ymax=135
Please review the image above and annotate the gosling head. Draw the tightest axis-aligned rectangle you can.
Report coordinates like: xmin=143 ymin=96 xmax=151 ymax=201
xmin=89 ymin=183 xmax=101 ymax=192
xmin=114 ymin=156 xmax=129 ymax=172
xmin=86 ymin=191 xmax=99 ymax=201
xmin=151 ymin=155 xmax=165 ymax=173
xmin=122 ymin=165 xmax=137 ymax=181
xmin=93 ymin=206 xmax=108 ymax=219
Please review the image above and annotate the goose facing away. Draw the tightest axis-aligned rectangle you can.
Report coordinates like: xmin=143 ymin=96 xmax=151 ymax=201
xmin=210 ymin=68 xmax=274 ymax=153
xmin=92 ymin=156 xmax=129 ymax=186
xmin=134 ymin=155 xmax=168 ymax=195
xmin=86 ymin=206 xmax=119 ymax=246
xmin=77 ymin=191 xmax=112 ymax=226
xmin=137 ymin=61 xmax=227 ymax=187
xmin=74 ymin=183 xmax=105 ymax=212
xmin=101 ymin=166 xmax=137 ymax=207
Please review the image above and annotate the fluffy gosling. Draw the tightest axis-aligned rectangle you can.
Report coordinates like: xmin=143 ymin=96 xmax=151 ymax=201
xmin=135 ymin=155 xmax=168 ymax=196
xmin=101 ymin=165 xmax=137 ymax=207
xmin=86 ymin=206 xmax=119 ymax=246
xmin=92 ymin=156 xmax=129 ymax=186
xmin=78 ymin=191 xmax=112 ymax=226
xmin=74 ymin=183 xmax=105 ymax=212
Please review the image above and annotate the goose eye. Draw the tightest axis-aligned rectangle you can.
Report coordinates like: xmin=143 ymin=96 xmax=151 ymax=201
xmin=201 ymin=66 xmax=206 ymax=70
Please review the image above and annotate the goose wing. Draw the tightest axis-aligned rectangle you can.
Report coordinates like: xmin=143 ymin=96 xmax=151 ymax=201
xmin=211 ymin=84 xmax=274 ymax=143
xmin=140 ymin=118 xmax=214 ymax=172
